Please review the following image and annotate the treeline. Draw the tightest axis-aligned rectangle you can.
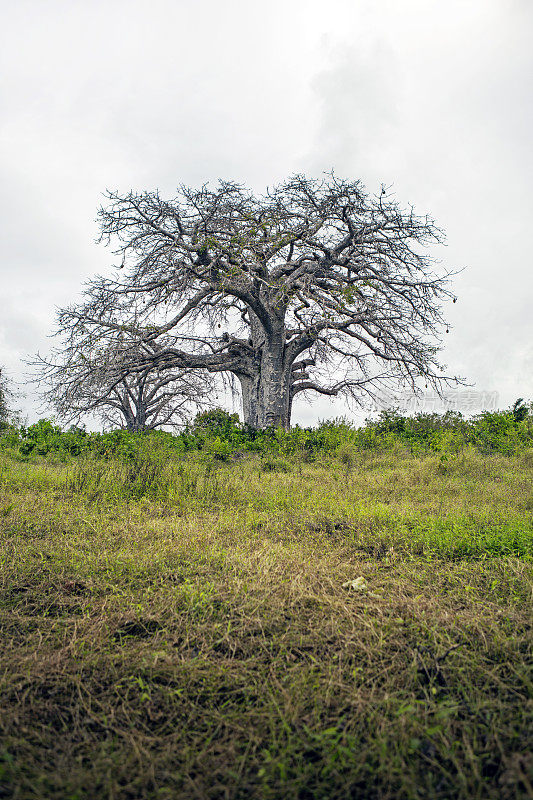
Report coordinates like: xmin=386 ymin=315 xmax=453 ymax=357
xmin=1 ymin=403 xmax=532 ymax=462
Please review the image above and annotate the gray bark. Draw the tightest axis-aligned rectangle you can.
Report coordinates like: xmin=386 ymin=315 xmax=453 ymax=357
xmin=238 ymin=373 xmax=260 ymax=429
xmin=257 ymin=338 xmax=291 ymax=429
xmin=237 ymin=348 xmax=292 ymax=429
xmin=236 ymin=300 xmax=293 ymax=428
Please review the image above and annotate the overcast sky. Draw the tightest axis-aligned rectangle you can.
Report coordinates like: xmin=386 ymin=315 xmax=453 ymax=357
xmin=1 ymin=0 xmax=532 ymax=426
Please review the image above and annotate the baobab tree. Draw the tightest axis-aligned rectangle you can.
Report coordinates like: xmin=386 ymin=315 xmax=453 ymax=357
xmin=56 ymin=174 xmax=458 ymax=429
xmin=34 ymin=339 xmax=214 ymax=432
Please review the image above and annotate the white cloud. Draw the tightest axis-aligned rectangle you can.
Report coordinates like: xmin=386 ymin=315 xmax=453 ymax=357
xmin=302 ymin=0 xmax=533 ymax=414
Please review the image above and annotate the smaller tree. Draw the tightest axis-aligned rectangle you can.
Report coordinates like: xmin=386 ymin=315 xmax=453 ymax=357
xmin=0 ymin=367 xmax=14 ymax=429
xmin=33 ymin=339 xmax=215 ymax=432
xmin=512 ymin=398 xmax=529 ymax=424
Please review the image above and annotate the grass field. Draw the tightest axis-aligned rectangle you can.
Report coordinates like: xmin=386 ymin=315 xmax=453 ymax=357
xmin=0 ymin=444 xmax=532 ymax=799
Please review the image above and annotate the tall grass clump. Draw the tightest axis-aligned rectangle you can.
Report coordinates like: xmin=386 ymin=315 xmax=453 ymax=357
xmin=64 ymin=435 xmax=231 ymax=508
xmin=64 ymin=432 xmax=177 ymax=498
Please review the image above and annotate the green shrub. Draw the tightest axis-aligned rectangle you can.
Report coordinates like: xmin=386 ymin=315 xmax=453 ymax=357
xmin=470 ymin=411 xmax=520 ymax=455
xmin=0 ymin=425 xmax=22 ymax=451
xmin=3 ymin=399 xmax=533 ymax=466
xmin=512 ymin=397 xmax=529 ymax=423
xmin=191 ymin=408 xmax=241 ymax=437
xmin=205 ymin=436 xmax=233 ymax=462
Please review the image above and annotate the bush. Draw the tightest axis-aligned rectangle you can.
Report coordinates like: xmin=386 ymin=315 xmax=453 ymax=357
xmin=470 ymin=411 xmax=520 ymax=455
xmin=512 ymin=397 xmax=529 ymax=423
xmin=191 ymin=408 xmax=241 ymax=438
xmin=205 ymin=436 xmax=233 ymax=462
xmin=3 ymin=399 xmax=533 ymax=466
xmin=0 ymin=425 xmax=22 ymax=451
xmin=19 ymin=419 xmax=89 ymax=457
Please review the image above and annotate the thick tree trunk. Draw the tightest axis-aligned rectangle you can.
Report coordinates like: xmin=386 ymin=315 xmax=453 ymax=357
xmin=239 ymin=367 xmax=291 ymax=429
xmin=238 ymin=328 xmax=292 ymax=430
xmin=258 ymin=344 xmax=291 ymax=429
xmin=120 ymin=385 xmax=149 ymax=432
xmin=125 ymin=413 xmax=146 ymax=432
xmin=238 ymin=373 xmax=260 ymax=429
xmin=232 ymin=301 xmax=296 ymax=430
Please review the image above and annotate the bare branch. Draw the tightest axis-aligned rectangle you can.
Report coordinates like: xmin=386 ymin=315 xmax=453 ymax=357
xmin=42 ymin=174 xmax=460 ymax=429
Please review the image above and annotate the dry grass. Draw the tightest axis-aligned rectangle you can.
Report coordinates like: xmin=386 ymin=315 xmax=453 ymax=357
xmin=0 ymin=448 xmax=532 ymax=799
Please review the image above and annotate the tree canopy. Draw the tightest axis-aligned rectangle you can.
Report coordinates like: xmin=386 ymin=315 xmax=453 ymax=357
xmin=55 ymin=174 xmax=459 ymax=428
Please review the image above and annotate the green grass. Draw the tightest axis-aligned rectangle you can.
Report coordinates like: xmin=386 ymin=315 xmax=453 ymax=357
xmin=0 ymin=446 xmax=532 ymax=799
